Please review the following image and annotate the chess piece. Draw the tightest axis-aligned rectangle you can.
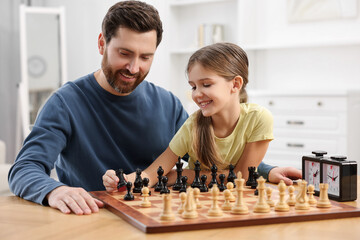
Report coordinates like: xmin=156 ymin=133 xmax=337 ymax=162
xmin=115 ymin=169 xmax=127 ymax=192
xmin=218 ymin=174 xmax=226 ymax=192
xmin=193 ymin=187 xmax=202 ymax=209
xmin=199 ymin=175 xmax=208 ymax=192
xmin=172 ymin=157 xmax=183 ymax=191
xmin=191 ymin=160 xmax=202 ymax=189
xmin=275 ymin=180 xmax=290 ymax=212
xmin=246 ymin=166 xmax=256 ymax=187
xmin=207 ymin=185 xmax=223 ymax=217
xmin=140 ymin=187 xmax=151 ymax=207
xmin=124 ymin=181 xmax=134 ymax=201
xmin=160 ymin=176 xmax=170 ymax=194
xmin=266 ymin=187 xmax=275 ymax=207
xmin=231 ymin=177 xmax=249 ymax=214
xmin=226 ymin=182 xmax=236 ymax=202
xmin=132 ymin=168 xmax=143 ymax=193
xmin=222 ymin=189 xmax=232 ymax=211
xmin=178 ymin=192 xmax=187 ymax=214
xmin=227 ymin=164 xmax=236 ymax=187
xmin=316 ymin=183 xmax=331 ymax=208
xmin=295 ymin=180 xmax=310 ymax=210
xmin=286 ymin=185 xmax=296 ymax=206
xmin=208 ymin=164 xmax=218 ymax=188
xmin=160 ymin=193 xmax=175 ymax=221
xmin=308 ymin=184 xmax=317 ymax=206
xmin=179 ymin=176 xmax=188 ymax=193
xmin=142 ymin=177 xmax=151 ymax=196
xmin=154 ymin=166 xmax=164 ymax=192
xmin=253 ymin=176 xmax=270 ymax=213
xmin=182 ymin=188 xmax=198 ymax=219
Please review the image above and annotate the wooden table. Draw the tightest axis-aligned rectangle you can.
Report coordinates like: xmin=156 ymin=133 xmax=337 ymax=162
xmin=1 ymin=177 xmax=360 ymax=240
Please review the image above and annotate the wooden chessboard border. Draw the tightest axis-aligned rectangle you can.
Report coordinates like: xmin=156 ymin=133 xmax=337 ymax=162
xmin=90 ymin=188 xmax=360 ymax=233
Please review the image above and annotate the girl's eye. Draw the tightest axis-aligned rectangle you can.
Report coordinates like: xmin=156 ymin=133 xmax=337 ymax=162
xmin=203 ymin=84 xmax=211 ymax=87
xmin=191 ymin=86 xmax=196 ymax=90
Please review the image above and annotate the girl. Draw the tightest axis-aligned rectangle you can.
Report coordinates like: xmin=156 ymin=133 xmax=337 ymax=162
xmin=103 ymin=42 xmax=273 ymax=191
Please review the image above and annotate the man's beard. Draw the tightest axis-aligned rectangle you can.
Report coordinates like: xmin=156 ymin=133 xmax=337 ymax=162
xmin=101 ymin=50 xmax=148 ymax=94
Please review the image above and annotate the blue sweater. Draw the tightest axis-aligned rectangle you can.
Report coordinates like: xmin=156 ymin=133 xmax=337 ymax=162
xmin=8 ymin=73 xmax=188 ymax=204
xmin=8 ymin=73 xmax=273 ymax=205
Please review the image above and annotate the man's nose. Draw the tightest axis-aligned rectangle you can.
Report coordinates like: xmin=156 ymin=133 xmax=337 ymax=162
xmin=127 ymin=58 xmax=140 ymax=74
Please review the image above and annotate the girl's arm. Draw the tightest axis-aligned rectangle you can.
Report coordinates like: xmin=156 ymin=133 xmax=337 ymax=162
xmin=233 ymin=140 xmax=271 ymax=181
xmin=141 ymin=146 xmax=179 ymax=187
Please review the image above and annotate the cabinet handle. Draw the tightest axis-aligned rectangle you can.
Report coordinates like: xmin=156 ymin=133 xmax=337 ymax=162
xmin=287 ymin=143 xmax=304 ymax=148
xmin=286 ymin=120 xmax=304 ymax=125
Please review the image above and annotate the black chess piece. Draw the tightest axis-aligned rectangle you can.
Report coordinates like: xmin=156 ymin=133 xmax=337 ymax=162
xmin=191 ymin=160 xmax=202 ymax=189
xmin=160 ymin=176 xmax=170 ymax=194
xmin=154 ymin=166 xmax=164 ymax=192
xmin=208 ymin=164 xmax=218 ymax=188
xmin=124 ymin=181 xmax=134 ymax=200
xmin=115 ymin=169 xmax=127 ymax=191
xmin=172 ymin=157 xmax=183 ymax=191
xmin=199 ymin=175 xmax=208 ymax=192
xmin=252 ymin=171 xmax=260 ymax=190
xmin=132 ymin=168 xmax=143 ymax=193
xmin=227 ymin=164 xmax=236 ymax=187
xmin=179 ymin=176 xmax=188 ymax=193
xmin=246 ymin=166 xmax=256 ymax=187
xmin=218 ymin=173 xmax=226 ymax=192
xmin=142 ymin=177 xmax=151 ymax=196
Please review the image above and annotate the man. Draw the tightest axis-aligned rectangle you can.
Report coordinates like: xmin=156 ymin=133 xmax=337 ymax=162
xmin=8 ymin=1 xmax=301 ymax=215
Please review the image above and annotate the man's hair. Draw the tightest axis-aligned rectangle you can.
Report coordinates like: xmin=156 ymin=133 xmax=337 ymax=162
xmin=102 ymin=1 xmax=163 ymax=46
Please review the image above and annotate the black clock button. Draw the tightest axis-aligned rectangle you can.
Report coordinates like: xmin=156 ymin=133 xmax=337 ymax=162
xmin=330 ymin=155 xmax=347 ymax=161
xmin=312 ymin=150 xmax=327 ymax=157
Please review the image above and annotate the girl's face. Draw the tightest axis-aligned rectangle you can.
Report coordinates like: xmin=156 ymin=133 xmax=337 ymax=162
xmin=188 ymin=63 xmax=238 ymax=117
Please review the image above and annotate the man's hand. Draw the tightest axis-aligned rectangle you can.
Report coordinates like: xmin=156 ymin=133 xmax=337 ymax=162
xmin=47 ymin=186 xmax=104 ymax=215
xmin=102 ymin=169 xmax=119 ymax=192
xmin=268 ymin=166 xmax=302 ymax=185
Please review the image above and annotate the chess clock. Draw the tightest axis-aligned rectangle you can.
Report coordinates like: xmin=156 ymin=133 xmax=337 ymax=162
xmin=321 ymin=155 xmax=357 ymax=202
xmin=302 ymin=150 xmax=326 ymax=193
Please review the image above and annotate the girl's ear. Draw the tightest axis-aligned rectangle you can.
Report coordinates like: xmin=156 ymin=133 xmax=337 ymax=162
xmin=231 ymin=76 xmax=243 ymax=93
xmin=98 ymin=32 xmax=106 ymax=55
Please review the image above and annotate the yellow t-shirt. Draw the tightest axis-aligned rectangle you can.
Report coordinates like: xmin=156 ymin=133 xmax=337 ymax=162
xmin=169 ymin=103 xmax=274 ymax=170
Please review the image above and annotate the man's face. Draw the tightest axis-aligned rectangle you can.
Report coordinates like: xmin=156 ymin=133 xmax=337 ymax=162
xmin=101 ymin=27 xmax=157 ymax=95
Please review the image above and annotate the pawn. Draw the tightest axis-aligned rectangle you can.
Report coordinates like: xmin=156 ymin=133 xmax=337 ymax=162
xmin=140 ymin=187 xmax=151 ymax=207
xmin=308 ymin=184 xmax=317 ymax=206
xmin=179 ymin=176 xmax=188 ymax=193
xmin=207 ymin=185 xmax=223 ymax=217
xmin=222 ymin=189 xmax=232 ymax=211
xmin=160 ymin=193 xmax=175 ymax=221
xmin=317 ymin=183 xmax=331 ymax=208
xmin=218 ymin=174 xmax=226 ymax=192
xmin=124 ymin=181 xmax=134 ymax=201
xmin=226 ymin=182 xmax=236 ymax=202
xmin=178 ymin=192 xmax=187 ymax=214
xmin=132 ymin=168 xmax=143 ymax=193
xmin=199 ymin=175 xmax=208 ymax=192
xmin=160 ymin=176 xmax=170 ymax=194
xmin=275 ymin=180 xmax=290 ymax=212
xmin=286 ymin=185 xmax=296 ymax=206
xmin=266 ymin=187 xmax=275 ymax=207
xmin=142 ymin=177 xmax=151 ymax=196
xmin=193 ymin=187 xmax=202 ymax=209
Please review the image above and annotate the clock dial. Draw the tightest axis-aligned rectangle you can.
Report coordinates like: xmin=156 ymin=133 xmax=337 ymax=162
xmin=308 ymin=161 xmax=320 ymax=190
xmin=324 ymin=163 xmax=340 ymax=196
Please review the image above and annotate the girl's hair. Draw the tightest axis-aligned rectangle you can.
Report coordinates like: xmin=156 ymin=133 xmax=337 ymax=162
xmin=102 ymin=1 xmax=163 ymax=47
xmin=186 ymin=42 xmax=249 ymax=168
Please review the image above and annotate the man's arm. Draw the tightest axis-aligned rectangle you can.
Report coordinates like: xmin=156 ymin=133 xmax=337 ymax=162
xmin=258 ymin=162 xmax=302 ymax=185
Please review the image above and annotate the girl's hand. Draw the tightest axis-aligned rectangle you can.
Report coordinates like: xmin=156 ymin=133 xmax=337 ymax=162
xmin=102 ymin=169 xmax=119 ymax=192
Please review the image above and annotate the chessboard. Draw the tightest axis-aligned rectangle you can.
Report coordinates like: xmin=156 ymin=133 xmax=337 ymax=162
xmin=90 ymin=184 xmax=360 ymax=233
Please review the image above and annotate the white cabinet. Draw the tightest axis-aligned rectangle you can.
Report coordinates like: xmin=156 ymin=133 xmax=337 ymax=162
xmin=249 ymin=90 xmax=360 ymax=171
